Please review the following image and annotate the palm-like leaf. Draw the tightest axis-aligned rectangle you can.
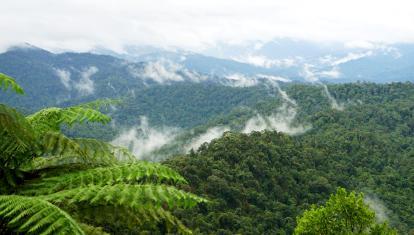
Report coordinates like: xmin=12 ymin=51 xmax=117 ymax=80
xmin=0 ymin=73 xmax=24 ymax=94
xmin=21 ymin=162 xmax=187 ymax=195
xmin=40 ymin=184 xmax=206 ymax=209
xmin=0 ymin=104 xmax=36 ymax=156
xmin=25 ymin=138 xmax=135 ymax=173
xmin=27 ymin=107 xmax=111 ymax=134
xmin=75 ymin=205 xmax=192 ymax=234
xmin=0 ymin=104 xmax=37 ymax=188
xmin=0 ymin=195 xmax=84 ymax=235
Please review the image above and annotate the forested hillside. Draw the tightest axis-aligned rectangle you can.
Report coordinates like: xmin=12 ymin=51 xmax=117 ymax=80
xmin=1 ymin=69 xmax=413 ymax=234
xmin=163 ymin=82 xmax=414 ymax=234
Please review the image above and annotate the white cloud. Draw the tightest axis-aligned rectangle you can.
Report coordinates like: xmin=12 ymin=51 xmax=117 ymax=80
xmin=319 ymin=67 xmax=341 ymax=79
xmin=142 ymin=60 xmax=184 ymax=83
xmin=364 ymin=195 xmax=391 ymax=223
xmin=242 ymin=104 xmax=310 ymax=135
xmin=301 ymin=64 xmax=319 ymax=82
xmin=130 ymin=59 xmax=206 ymax=84
xmin=54 ymin=68 xmax=71 ymax=89
xmin=74 ymin=66 xmax=97 ymax=95
xmin=257 ymin=74 xmax=291 ymax=83
xmin=224 ymin=73 xmax=258 ymax=87
xmin=1 ymin=0 xmax=414 ymax=52
xmin=300 ymin=64 xmax=345 ymax=110
xmin=331 ymin=51 xmax=374 ymax=66
xmin=344 ymin=40 xmax=376 ymax=49
xmin=185 ymin=126 xmax=230 ymax=151
xmin=111 ymin=116 xmax=179 ymax=160
xmin=321 ymin=84 xmax=345 ymax=111
xmin=235 ymin=55 xmax=296 ymax=68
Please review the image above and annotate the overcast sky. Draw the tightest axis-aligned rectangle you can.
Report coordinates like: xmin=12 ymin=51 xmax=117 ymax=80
xmin=1 ymin=0 xmax=414 ymax=52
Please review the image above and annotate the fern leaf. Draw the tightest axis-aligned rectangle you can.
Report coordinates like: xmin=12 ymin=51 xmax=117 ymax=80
xmin=0 ymin=73 xmax=24 ymax=94
xmin=0 ymin=195 xmax=84 ymax=235
xmin=39 ymin=132 xmax=86 ymax=157
xmin=40 ymin=184 xmax=207 ymax=210
xmin=21 ymin=162 xmax=188 ymax=195
xmin=0 ymin=104 xmax=36 ymax=156
xmin=73 ymin=138 xmax=134 ymax=163
xmin=66 ymin=205 xmax=192 ymax=234
xmin=26 ymin=107 xmax=110 ymax=134
xmin=24 ymin=136 xmax=133 ymax=173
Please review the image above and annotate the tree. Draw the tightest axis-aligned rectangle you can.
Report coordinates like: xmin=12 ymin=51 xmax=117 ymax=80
xmin=294 ymin=188 xmax=397 ymax=235
xmin=0 ymin=73 xmax=206 ymax=234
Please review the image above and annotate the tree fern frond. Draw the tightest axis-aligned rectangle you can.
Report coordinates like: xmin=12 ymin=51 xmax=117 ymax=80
xmin=62 ymin=107 xmax=111 ymax=126
xmin=0 ymin=104 xmax=36 ymax=156
xmin=39 ymin=132 xmax=85 ymax=157
xmin=26 ymin=107 xmax=111 ymax=134
xmin=0 ymin=73 xmax=24 ymax=94
xmin=68 ymin=205 xmax=192 ymax=235
xmin=23 ymin=137 xmax=134 ymax=174
xmin=21 ymin=162 xmax=188 ymax=195
xmin=73 ymin=138 xmax=134 ymax=163
xmin=0 ymin=195 xmax=84 ymax=235
xmin=40 ymin=184 xmax=207 ymax=209
xmin=19 ymin=132 xmax=89 ymax=172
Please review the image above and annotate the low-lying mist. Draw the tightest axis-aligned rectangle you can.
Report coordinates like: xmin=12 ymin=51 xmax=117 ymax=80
xmin=111 ymin=116 xmax=180 ymax=160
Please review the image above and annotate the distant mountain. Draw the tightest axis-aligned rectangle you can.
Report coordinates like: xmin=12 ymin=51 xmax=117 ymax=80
xmin=0 ymin=45 xmax=298 ymax=111
xmin=109 ymin=40 xmax=414 ymax=83
xmin=0 ymin=46 xmax=240 ymax=110
xmin=0 ymin=45 xmax=143 ymax=110
xmin=1 ymin=40 xmax=414 ymax=111
xmin=94 ymin=47 xmax=297 ymax=79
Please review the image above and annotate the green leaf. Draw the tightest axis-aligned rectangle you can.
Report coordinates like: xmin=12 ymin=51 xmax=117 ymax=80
xmin=0 ymin=195 xmax=84 ymax=235
xmin=21 ymin=162 xmax=188 ymax=195
xmin=0 ymin=73 xmax=24 ymax=94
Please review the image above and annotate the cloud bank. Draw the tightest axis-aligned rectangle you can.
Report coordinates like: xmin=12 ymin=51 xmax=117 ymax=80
xmin=1 ymin=0 xmax=414 ymax=52
xmin=129 ymin=59 xmax=206 ymax=84
xmin=242 ymin=104 xmax=310 ymax=135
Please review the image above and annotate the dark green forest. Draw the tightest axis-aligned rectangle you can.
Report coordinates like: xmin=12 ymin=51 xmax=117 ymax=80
xmin=163 ymin=82 xmax=414 ymax=234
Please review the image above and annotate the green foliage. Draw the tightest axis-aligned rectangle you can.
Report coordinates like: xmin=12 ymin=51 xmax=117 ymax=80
xmin=0 ymin=74 xmax=206 ymax=234
xmin=164 ymin=82 xmax=413 ymax=234
xmin=294 ymin=188 xmax=396 ymax=234
xmin=27 ymin=106 xmax=111 ymax=134
xmin=3 ymin=72 xmax=412 ymax=234
xmin=21 ymin=162 xmax=188 ymax=195
xmin=0 ymin=104 xmax=36 ymax=158
xmin=0 ymin=195 xmax=84 ymax=235
xmin=0 ymin=73 xmax=24 ymax=94
xmin=41 ymin=184 xmax=206 ymax=209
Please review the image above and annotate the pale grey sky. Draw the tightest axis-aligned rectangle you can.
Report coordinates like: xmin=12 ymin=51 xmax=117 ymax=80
xmin=1 ymin=0 xmax=414 ymax=52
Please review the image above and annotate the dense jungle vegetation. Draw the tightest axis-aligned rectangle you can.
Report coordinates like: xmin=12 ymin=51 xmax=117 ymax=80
xmin=163 ymin=82 xmax=414 ymax=234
